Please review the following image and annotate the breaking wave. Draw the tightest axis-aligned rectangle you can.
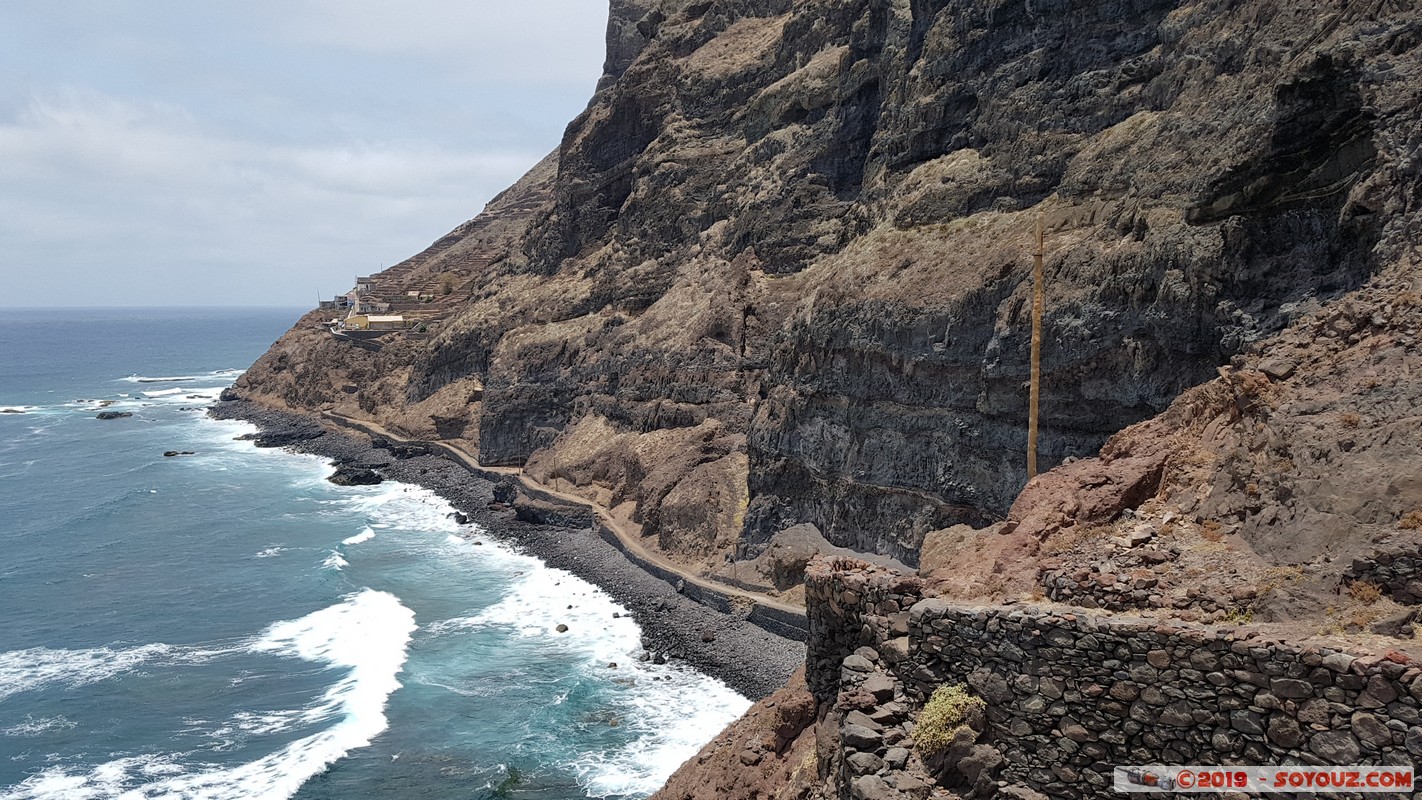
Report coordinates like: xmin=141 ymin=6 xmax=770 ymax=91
xmin=0 ymin=590 xmax=416 ymax=800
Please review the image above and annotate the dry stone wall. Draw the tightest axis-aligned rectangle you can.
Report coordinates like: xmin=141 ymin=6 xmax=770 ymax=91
xmin=806 ymin=558 xmax=1421 ymax=800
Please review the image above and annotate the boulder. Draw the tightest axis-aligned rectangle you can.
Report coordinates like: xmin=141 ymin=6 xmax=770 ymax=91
xmin=841 ymin=723 xmax=883 ymax=751
xmin=846 ymin=752 xmax=883 ymax=775
xmin=862 ymin=672 xmax=897 ymax=701
xmin=1308 ymin=730 xmax=1361 ymax=763
xmin=849 ymin=775 xmax=895 ymax=800
xmin=328 ymin=466 xmax=383 ymax=486
xmin=96 ymin=411 xmax=133 ymax=420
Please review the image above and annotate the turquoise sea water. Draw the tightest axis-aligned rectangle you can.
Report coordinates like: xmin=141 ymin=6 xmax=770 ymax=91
xmin=0 ymin=308 xmax=749 ymax=799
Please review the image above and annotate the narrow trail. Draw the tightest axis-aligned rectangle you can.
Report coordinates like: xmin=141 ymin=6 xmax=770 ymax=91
xmin=320 ymin=411 xmax=807 ymax=619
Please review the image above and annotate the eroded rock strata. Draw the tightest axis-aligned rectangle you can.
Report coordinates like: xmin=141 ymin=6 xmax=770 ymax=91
xmin=228 ymin=2 xmax=1422 ymax=797
xmin=236 ymin=0 xmax=1419 ymax=577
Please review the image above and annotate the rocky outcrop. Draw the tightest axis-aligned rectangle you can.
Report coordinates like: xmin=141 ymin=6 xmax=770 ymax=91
xmin=651 ymin=668 xmax=821 ymax=800
xmin=327 ymin=464 xmax=383 ymax=486
xmin=232 ymin=2 xmax=1422 ymax=586
xmin=925 ymin=270 xmax=1422 ymax=627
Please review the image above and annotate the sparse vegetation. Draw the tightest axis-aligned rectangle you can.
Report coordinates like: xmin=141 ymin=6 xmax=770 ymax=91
xmin=1255 ymin=566 xmax=1305 ymax=597
xmin=1400 ymin=509 xmax=1422 ymax=530
xmin=1200 ymin=520 xmax=1224 ymax=542
xmin=1221 ymin=606 xmax=1254 ymax=625
xmin=915 ymin=684 xmax=985 ymax=756
xmin=1348 ymin=580 xmax=1383 ymax=605
xmin=1340 ymin=412 xmax=1361 ymax=429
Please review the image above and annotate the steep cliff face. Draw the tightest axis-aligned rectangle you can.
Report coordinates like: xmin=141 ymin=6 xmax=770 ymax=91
xmin=235 ymin=0 xmax=1421 ymax=575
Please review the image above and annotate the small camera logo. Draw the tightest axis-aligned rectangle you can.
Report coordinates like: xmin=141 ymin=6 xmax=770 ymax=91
xmin=1118 ymin=767 xmax=1177 ymax=792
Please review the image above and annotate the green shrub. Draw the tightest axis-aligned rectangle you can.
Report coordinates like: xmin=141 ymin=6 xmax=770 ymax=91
xmin=915 ymin=684 xmax=985 ymax=756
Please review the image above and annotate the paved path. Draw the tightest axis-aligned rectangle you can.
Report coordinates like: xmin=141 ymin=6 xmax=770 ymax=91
xmin=321 ymin=411 xmax=806 ymax=618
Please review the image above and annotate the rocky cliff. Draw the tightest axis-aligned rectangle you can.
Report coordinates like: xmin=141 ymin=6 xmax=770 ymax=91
xmin=235 ymin=1 xmax=1420 ymax=584
xmin=228 ymin=2 xmax=1422 ymax=797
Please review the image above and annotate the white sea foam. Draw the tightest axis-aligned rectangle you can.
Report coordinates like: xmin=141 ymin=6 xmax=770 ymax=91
xmin=321 ymin=551 xmax=349 ymax=571
xmin=570 ymin=666 xmax=752 ymax=798
xmin=120 ymin=370 xmax=240 ymax=384
xmin=1 ymin=716 xmax=77 ymax=737
xmin=341 ymin=527 xmax=375 ymax=546
xmin=139 ymin=388 xmax=189 ymax=398
xmin=434 ymin=558 xmax=753 ymax=797
xmin=335 ymin=484 xmax=466 ymax=536
xmin=254 ymin=547 xmax=287 ymax=559
xmin=0 ymin=590 xmax=416 ymax=800
xmin=0 ymin=643 xmax=175 ymax=703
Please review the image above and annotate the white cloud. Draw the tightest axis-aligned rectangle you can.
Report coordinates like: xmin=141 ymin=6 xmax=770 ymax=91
xmin=0 ymin=89 xmax=546 ymax=305
xmin=262 ymin=0 xmax=610 ymax=86
xmin=0 ymin=2 xmax=607 ymax=306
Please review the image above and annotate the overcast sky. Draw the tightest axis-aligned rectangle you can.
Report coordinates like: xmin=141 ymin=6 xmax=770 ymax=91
xmin=0 ymin=2 xmax=609 ymax=307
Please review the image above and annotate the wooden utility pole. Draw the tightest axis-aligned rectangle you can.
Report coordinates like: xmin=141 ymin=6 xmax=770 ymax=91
xmin=1027 ymin=214 xmax=1045 ymax=480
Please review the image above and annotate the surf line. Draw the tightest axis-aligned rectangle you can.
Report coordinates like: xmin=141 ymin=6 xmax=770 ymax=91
xmin=317 ymin=410 xmax=808 ymax=641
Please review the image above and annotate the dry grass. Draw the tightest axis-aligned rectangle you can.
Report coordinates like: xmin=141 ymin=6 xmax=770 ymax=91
xmin=1348 ymin=581 xmax=1383 ymax=605
xmin=1340 ymin=412 xmax=1362 ymax=429
xmin=1200 ymin=520 xmax=1225 ymax=542
xmin=1256 ymin=566 xmax=1305 ymax=597
xmin=1350 ymin=605 xmax=1382 ymax=630
xmin=1400 ymin=509 xmax=1422 ymax=530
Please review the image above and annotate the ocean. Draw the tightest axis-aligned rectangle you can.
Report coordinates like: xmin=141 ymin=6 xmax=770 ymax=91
xmin=0 ymin=308 xmax=750 ymax=800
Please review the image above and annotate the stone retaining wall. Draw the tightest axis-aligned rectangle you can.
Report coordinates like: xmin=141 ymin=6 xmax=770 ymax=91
xmin=596 ymin=523 xmax=811 ymax=642
xmin=806 ymin=558 xmax=1420 ymax=800
xmin=324 ymin=411 xmax=809 ymax=641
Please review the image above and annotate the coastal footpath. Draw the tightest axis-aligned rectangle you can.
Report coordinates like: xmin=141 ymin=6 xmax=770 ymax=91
xmin=210 ymin=399 xmax=804 ymax=700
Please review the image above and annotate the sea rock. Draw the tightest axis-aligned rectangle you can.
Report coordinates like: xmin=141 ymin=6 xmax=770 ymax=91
xmin=96 ymin=411 xmax=133 ymax=420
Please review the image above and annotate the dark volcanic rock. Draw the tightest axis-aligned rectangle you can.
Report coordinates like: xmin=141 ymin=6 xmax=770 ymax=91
xmin=328 ymin=465 xmax=383 ymax=486
xmin=96 ymin=411 xmax=133 ymax=420
xmin=229 ymin=1 xmax=1422 ymax=573
xmin=240 ymin=425 xmax=326 ymax=449
xmin=370 ymin=437 xmax=431 ymax=459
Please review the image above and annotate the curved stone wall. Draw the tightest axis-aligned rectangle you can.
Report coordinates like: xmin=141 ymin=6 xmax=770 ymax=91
xmin=806 ymin=559 xmax=1420 ymax=800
